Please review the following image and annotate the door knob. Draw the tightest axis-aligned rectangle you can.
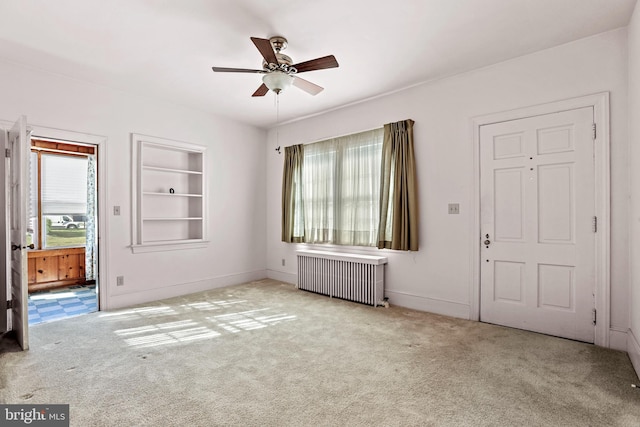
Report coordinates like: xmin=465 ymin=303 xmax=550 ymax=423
xmin=11 ymin=243 xmax=34 ymax=251
xmin=484 ymin=240 xmax=491 ymax=245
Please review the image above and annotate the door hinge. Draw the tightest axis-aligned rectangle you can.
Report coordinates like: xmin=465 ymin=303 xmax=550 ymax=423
xmin=592 ymin=308 xmax=597 ymax=325
xmin=592 ymin=123 xmax=596 ymax=140
xmin=592 ymin=216 xmax=598 ymax=233
xmin=4 ymin=148 xmax=9 ymax=158
xmin=6 ymin=300 xmax=12 ymax=310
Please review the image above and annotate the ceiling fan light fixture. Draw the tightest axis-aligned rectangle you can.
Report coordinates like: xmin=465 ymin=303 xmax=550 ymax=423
xmin=262 ymin=71 xmax=294 ymax=94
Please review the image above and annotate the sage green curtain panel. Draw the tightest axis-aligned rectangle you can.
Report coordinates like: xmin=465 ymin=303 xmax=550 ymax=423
xmin=281 ymin=144 xmax=304 ymax=243
xmin=378 ymin=119 xmax=419 ymax=251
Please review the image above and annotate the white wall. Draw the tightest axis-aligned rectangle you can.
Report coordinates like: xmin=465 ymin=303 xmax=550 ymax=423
xmin=0 ymin=59 xmax=267 ymax=309
xmin=266 ymin=29 xmax=630 ymax=347
xmin=0 ymin=23 xmax=632 ymax=353
xmin=627 ymin=1 xmax=640 ymax=374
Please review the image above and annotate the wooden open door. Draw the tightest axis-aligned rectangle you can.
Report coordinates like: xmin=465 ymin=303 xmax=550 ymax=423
xmin=8 ymin=116 xmax=30 ymax=350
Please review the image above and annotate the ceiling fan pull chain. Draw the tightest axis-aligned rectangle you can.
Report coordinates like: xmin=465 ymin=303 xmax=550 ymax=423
xmin=275 ymin=92 xmax=281 ymax=151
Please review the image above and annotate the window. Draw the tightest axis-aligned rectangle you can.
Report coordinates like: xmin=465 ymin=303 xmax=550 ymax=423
xmin=284 ymin=119 xmax=418 ymax=251
xmin=299 ymin=128 xmax=383 ymax=247
xmin=29 ymin=142 xmax=92 ymax=249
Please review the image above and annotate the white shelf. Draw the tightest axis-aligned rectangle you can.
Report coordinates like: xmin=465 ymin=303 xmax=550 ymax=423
xmin=131 ymin=133 xmax=207 ymax=252
xmin=142 ymin=165 xmax=203 ymax=175
xmin=142 ymin=217 xmax=203 ymax=221
xmin=131 ymin=239 xmax=209 ymax=253
xmin=143 ymin=192 xmax=202 ymax=198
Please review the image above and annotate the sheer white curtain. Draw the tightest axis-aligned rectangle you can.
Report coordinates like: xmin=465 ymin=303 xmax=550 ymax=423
xmin=302 ymin=128 xmax=383 ymax=246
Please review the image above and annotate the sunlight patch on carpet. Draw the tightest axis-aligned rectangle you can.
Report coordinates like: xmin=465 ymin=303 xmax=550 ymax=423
xmin=185 ymin=299 xmax=248 ymax=311
xmin=99 ymin=306 xmax=178 ymax=321
xmin=110 ymin=302 xmax=297 ymax=348
xmin=120 ymin=326 xmax=222 ymax=348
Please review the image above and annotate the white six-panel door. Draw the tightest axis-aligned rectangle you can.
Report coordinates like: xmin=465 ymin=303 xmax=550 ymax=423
xmin=480 ymin=107 xmax=595 ymax=343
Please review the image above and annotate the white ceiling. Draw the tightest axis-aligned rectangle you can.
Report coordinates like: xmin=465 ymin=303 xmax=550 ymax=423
xmin=0 ymin=0 xmax=636 ymax=129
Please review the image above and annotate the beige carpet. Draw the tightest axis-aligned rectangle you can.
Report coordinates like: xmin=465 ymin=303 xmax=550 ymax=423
xmin=1 ymin=279 xmax=639 ymax=426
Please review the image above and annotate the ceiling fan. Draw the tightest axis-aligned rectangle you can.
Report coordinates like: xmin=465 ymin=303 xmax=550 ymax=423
xmin=212 ymin=36 xmax=339 ymax=97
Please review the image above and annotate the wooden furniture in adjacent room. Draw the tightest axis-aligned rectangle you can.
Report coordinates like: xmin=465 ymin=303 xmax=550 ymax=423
xmin=27 ymin=247 xmax=86 ymax=292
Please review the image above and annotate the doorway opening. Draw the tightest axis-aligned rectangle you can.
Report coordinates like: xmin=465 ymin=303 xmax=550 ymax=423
xmin=26 ymin=138 xmax=99 ymax=325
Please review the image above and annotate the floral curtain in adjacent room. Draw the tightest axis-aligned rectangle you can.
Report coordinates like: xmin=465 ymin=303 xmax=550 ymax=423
xmin=85 ymin=155 xmax=97 ymax=281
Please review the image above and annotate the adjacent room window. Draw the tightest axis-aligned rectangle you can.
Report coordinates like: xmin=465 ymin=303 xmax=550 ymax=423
xmin=29 ymin=146 xmax=91 ymax=249
xmin=41 ymin=154 xmax=88 ymax=248
xmin=297 ymin=128 xmax=383 ymax=247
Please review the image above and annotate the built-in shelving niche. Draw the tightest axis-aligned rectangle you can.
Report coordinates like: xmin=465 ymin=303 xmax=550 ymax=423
xmin=131 ymin=133 xmax=207 ymax=253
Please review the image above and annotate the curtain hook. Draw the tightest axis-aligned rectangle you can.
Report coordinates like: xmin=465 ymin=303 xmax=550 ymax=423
xmin=275 ymin=146 xmax=281 ymax=154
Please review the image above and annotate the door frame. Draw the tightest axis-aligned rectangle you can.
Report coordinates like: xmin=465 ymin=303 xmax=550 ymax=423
xmin=1 ymin=120 xmax=110 ymax=313
xmin=470 ymin=92 xmax=610 ymax=347
xmin=1 ymin=129 xmax=7 ymax=333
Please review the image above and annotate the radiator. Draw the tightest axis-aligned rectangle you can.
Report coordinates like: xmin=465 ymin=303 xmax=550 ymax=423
xmin=296 ymin=250 xmax=388 ymax=306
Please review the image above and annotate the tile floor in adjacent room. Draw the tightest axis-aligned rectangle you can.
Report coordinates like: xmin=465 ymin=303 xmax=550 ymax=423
xmin=28 ymin=284 xmax=97 ymax=325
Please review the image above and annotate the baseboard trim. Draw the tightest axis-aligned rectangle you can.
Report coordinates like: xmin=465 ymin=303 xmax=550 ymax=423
xmin=266 ymin=269 xmax=297 ymax=285
xmin=105 ymin=269 xmax=267 ymax=310
xmin=628 ymin=329 xmax=640 ymax=379
xmin=385 ymin=290 xmax=470 ymax=319
xmin=609 ymin=328 xmax=628 ymax=351
xmin=266 ymin=270 xmax=470 ymax=320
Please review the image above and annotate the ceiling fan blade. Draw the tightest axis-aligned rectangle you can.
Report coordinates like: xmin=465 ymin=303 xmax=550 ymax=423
xmin=250 ymin=37 xmax=278 ymax=65
xmin=212 ymin=66 xmax=264 ymax=74
xmin=293 ymin=76 xmax=324 ymax=96
xmin=292 ymin=55 xmax=339 ymax=73
xmin=252 ymin=83 xmax=269 ymax=97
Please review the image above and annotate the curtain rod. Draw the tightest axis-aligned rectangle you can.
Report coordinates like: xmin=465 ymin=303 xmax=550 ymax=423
xmin=275 ymin=124 xmax=385 ymax=155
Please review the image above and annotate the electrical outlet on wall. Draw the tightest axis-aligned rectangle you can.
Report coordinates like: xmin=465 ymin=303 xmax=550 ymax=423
xmin=282 ymin=258 xmax=285 ymax=267
xmin=116 ymin=276 xmax=124 ymax=286
xmin=448 ymin=203 xmax=460 ymax=214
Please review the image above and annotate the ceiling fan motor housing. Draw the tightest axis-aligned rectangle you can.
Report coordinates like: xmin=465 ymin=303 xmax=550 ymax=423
xmin=263 ymin=53 xmax=293 ymax=69
xmin=270 ymin=36 xmax=288 ymax=52
xmin=262 ymin=37 xmax=295 ymax=73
